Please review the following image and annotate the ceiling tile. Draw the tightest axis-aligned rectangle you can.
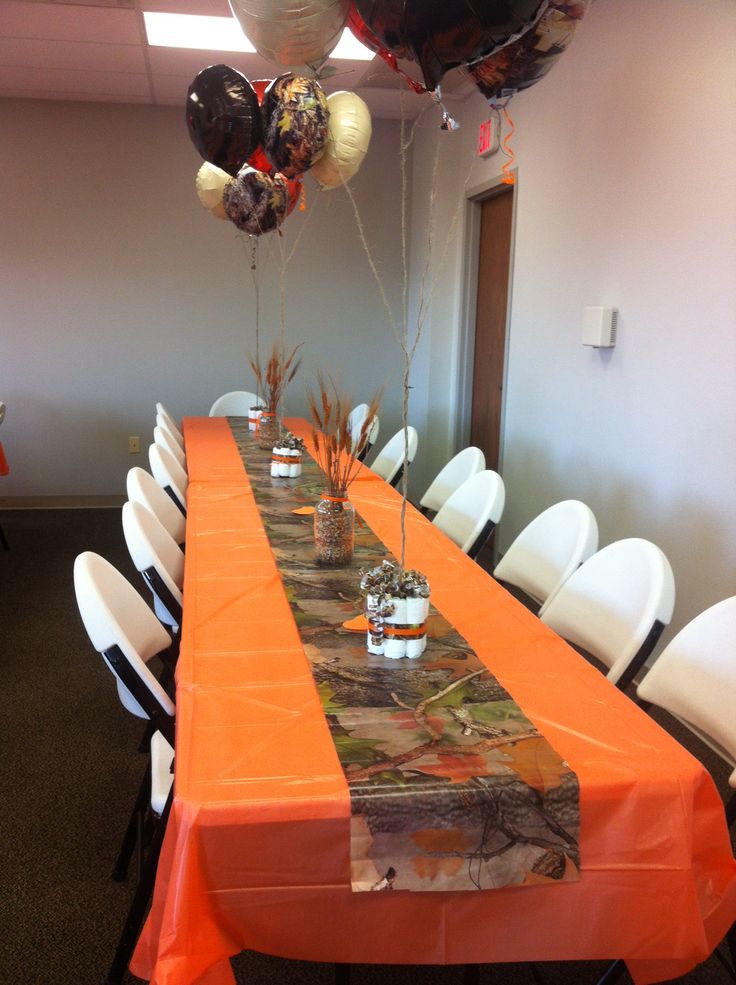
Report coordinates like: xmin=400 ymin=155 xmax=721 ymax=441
xmin=151 ymin=72 xmax=190 ymax=103
xmin=0 ymin=2 xmax=141 ymax=44
xmin=0 ymin=64 xmax=150 ymax=97
xmin=2 ymin=88 xmax=149 ymax=103
xmin=147 ymin=45 xmax=275 ymax=81
xmin=0 ymin=36 xmax=147 ymax=73
xmin=142 ymin=0 xmax=230 ymax=14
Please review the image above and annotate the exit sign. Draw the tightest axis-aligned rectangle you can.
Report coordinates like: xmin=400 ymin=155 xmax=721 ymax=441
xmin=478 ymin=118 xmax=496 ymax=158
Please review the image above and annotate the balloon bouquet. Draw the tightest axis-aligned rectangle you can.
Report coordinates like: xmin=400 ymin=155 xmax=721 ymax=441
xmin=187 ymin=1 xmax=591 ymax=229
xmin=188 ymin=0 xmax=375 ymax=234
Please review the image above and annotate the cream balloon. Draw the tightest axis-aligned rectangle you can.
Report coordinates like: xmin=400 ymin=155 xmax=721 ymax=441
xmin=310 ymin=91 xmax=372 ymax=189
xmin=229 ymin=0 xmax=349 ymax=68
xmin=195 ymin=162 xmax=232 ymax=221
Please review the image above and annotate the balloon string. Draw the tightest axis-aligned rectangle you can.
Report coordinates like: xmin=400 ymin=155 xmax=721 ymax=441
xmin=501 ymin=107 xmax=516 ymax=185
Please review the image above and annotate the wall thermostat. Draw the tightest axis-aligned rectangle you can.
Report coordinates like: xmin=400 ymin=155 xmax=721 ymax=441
xmin=582 ymin=306 xmax=618 ymax=348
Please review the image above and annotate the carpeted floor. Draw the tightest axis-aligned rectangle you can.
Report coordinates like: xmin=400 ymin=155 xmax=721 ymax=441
xmin=0 ymin=508 xmax=733 ymax=985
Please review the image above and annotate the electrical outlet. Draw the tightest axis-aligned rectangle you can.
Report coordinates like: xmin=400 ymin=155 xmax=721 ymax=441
xmin=128 ymin=436 xmax=140 ymax=454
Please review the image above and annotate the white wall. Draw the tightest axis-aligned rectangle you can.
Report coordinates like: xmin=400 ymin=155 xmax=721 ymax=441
xmin=0 ymin=99 xmax=406 ymax=497
xmin=409 ymin=0 xmax=736 ymax=638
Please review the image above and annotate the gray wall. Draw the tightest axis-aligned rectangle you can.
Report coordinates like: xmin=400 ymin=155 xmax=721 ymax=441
xmin=0 ymin=99 xmax=406 ymax=497
xmin=406 ymin=0 xmax=736 ymax=640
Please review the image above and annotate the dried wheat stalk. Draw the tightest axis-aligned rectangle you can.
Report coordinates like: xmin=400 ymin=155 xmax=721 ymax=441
xmin=249 ymin=342 xmax=303 ymax=416
xmin=307 ymin=375 xmax=381 ymax=496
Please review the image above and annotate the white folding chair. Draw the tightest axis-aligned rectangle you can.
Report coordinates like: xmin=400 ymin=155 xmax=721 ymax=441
xmin=126 ymin=467 xmax=185 ymax=548
xmin=637 ymin=597 xmax=736 ymax=817
xmin=156 ymin=412 xmax=184 ymax=451
xmin=348 ymin=403 xmax=368 ymax=442
xmin=432 ymin=469 xmax=505 ymax=559
xmin=419 ymin=446 xmax=485 ymax=516
xmin=493 ymin=500 xmax=599 ymax=614
xmin=540 ymin=538 xmax=676 ymax=690
xmin=348 ymin=404 xmax=380 ymax=463
xmin=73 ymin=551 xmax=176 ymax=985
xmin=361 ymin=414 xmax=380 ymax=462
xmin=209 ymin=391 xmax=264 ymax=417
xmin=74 ymin=551 xmax=174 ymax=723
xmin=370 ymin=426 xmax=418 ymax=488
xmin=156 ymin=400 xmax=181 ymax=434
xmin=149 ymin=443 xmax=188 ymax=515
xmin=122 ymin=501 xmax=184 ymax=633
xmin=153 ymin=424 xmax=187 ymax=473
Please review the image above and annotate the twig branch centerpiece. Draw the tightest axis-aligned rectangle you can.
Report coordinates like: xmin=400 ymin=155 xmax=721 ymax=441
xmin=249 ymin=342 xmax=302 ymax=449
xmin=359 ymin=560 xmax=430 ymax=660
xmin=307 ymin=376 xmax=380 ymax=566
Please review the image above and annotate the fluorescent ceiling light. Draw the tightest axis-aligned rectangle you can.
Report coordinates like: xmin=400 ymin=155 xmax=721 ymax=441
xmin=330 ymin=30 xmax=374 ymax=61
xmin=143 ymin=12 xmax=373 ymax=60
xmin=144 ymin=13 xmax=255 ymax=52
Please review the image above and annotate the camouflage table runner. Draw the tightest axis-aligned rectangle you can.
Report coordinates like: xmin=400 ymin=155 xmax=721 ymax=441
xmin=229 ymin=422 xmax=580 ymax=892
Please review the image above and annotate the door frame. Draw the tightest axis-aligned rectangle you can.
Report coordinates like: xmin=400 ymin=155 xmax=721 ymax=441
xmin=454 ymin=171 xmax=518 ymax=476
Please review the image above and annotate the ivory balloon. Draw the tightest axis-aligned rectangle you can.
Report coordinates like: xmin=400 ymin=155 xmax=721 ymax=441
xmin=229 ymin=0 xmax=349 ymax=68
xmin=195 ymin=162 xmax=232 ymax=220
xmin=310 ymin=91 xmax=372 ymax=189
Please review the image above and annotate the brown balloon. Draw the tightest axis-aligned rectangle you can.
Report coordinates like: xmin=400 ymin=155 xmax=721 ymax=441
xmin=222 ymin=166 xmax=289 ymax=235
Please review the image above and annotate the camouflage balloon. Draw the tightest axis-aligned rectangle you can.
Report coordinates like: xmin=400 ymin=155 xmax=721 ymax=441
xmin=222 ymin=166 xmax=289 ymax=235
xmin=262 ymin=74 xmax=330 ymax=178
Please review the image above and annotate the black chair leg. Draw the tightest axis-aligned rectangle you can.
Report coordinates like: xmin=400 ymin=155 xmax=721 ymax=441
xmin=105 ymin=787 xmax=172 ymax=985
xmin=0 ymin=523 xmax=8 ymax=551
xmin=112 ymin=761 xmax=151 ymax=881
xmin=137 ymin=719 xmax=155 ymax=755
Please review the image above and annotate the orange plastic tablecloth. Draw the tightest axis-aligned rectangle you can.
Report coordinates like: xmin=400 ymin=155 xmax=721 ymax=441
xmin=132 ymin=417 xmax=736 ymax=985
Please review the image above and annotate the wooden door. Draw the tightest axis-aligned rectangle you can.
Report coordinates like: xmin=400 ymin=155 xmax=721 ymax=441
xmin=470 ymin=187 xmax=513 ymax=472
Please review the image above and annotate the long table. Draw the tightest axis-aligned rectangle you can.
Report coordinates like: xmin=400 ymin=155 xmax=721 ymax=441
xmin=131 ymin=417 xmax=736 ymax=985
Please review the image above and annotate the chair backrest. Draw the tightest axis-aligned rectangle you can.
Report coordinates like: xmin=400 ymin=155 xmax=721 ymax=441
xmin=156 ymin=412 xmax=184 ymax=450
xmin=153 ymin=425 xmax=187 ymax=472
xmin=126 ymin=467 xmax=186 ymax=547
xmin=348 ymin=403 xmax=369 ymax=447
xmin=209 ymin=391 xmax=263 ymax=417
xmin=366 ymin=414 xmax=380 ymax=447
xmin=122 ymin=501 xmax=184 ymax=629
xmin=419 ymin=446 xmax=486 ymax=514
xmin=432 ymin=469 xmax=505 ymax=557
xmin=637 ymin=597 xmax=736 ymax=789
xmin=149 ymin=443 xmax=188 ymax=513
xmin=156 ymin=403 xmax=183 ymax=443
xmin=494 ymin=500 xmax=599 ymax=613
xmin=541 ymin=537 xmax=676 ymax=688
xmin=73 ymin=551 xmax=174 ymax=721
xmin=371 ymin=427 xmax=418 ymax=487
xmin=350 ymin=406 xmax=380 ymax=462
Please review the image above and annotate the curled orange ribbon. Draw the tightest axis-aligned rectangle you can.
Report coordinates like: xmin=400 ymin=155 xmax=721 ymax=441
xmin=501 ymin=106 xmax=516 ymax=185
